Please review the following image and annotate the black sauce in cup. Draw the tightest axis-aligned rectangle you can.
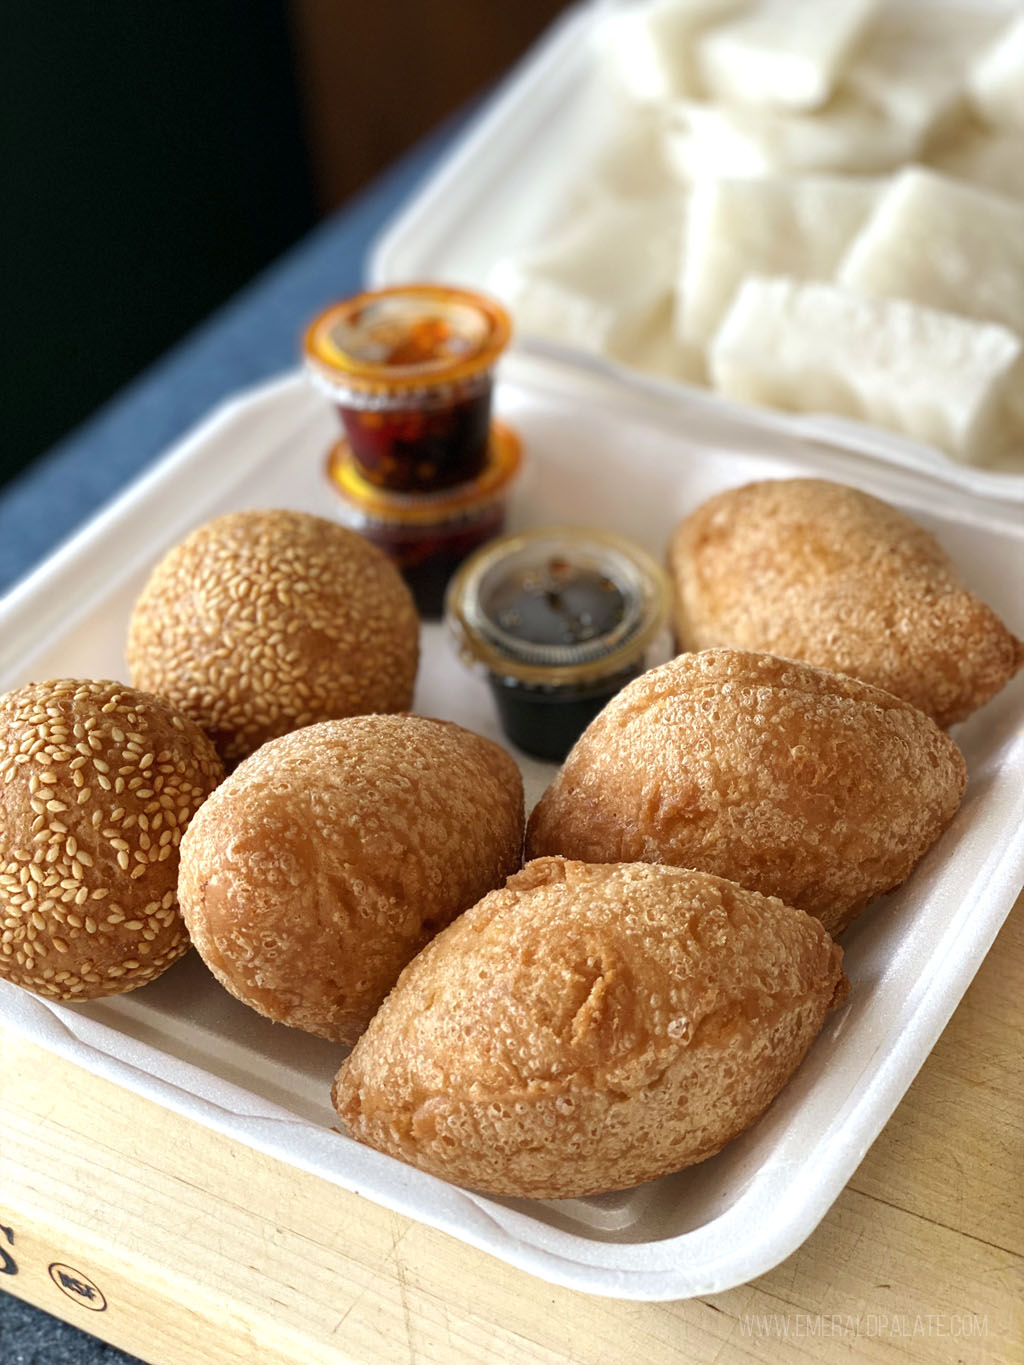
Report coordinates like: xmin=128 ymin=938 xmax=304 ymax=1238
xmin=445 ymin=526 xmax=670 ymax=761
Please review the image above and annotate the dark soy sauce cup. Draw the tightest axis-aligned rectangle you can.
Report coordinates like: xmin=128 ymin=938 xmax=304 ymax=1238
xmin=445 ymin=525 xmax=671 ymax=761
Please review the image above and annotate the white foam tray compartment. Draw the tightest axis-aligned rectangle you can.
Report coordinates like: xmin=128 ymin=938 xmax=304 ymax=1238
xmin=1 ymin=356 xmax=1022 ymax=1300
xmin=369 ymin=0 xmax=1024 ymax=503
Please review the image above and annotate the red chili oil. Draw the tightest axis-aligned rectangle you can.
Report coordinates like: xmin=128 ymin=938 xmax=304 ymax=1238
xmin=305 ymin=285 xmax=511 ymax=494
xmin=326 ymin=421 xmax=522 ymax=619
xmin=340 ymin=384 xmax=493 ymax=492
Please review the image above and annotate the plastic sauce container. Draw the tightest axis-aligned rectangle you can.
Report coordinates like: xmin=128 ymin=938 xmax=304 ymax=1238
xmin=445 ymin=526 xmax=670 ymax=761
xmin=304 ymin=284 xmax=512 ymax=492
xmin=327 ymin=422 xmax=522 ymax=618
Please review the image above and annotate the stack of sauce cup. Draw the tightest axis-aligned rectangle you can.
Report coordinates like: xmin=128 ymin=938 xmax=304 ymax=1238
xmin=306 ymin=284 xmax=521 ymax=617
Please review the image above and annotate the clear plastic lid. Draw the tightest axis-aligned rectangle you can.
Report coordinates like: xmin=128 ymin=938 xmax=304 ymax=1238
xmin=304 ymin=284 xmax=511 ymax=398
xmin=446 ymin=525 xmax=671 ymax=686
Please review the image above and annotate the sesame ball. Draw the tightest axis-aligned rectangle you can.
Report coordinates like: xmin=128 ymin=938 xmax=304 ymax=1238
xmin=0 ymin=679 xmax=223 ymax=1002
xmin=126 ymin=509 xmax=420 ymax=766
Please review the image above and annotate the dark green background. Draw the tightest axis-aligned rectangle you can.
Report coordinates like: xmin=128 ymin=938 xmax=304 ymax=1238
xmin=2 ymin=2 xmax=317 ymax=486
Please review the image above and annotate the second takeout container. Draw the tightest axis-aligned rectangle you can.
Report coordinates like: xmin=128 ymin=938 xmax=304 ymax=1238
xmin=369 ymin=0 xmax=1024 ymax=505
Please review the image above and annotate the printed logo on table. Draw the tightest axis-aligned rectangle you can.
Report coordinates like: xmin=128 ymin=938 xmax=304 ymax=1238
xmin=48 ymin=1262 xmax=108 ymax=1311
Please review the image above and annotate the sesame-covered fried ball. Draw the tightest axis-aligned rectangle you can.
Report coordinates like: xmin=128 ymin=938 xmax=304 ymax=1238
xmin=127 ymin=509 xmax=420 ymax=766
xmin=0 ymin=679 xmax=223 ymax=1001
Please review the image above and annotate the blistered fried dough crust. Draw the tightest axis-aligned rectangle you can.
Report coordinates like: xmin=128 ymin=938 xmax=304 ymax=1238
xmin=333 ymin=858 xmax=848 ymax=1200
xmin=127 ymin=509 xmax=420 ymax=766
xmin=669 ymin=479 xmax=1024 ymax=728
xmin=526 ymin=650 xmax=966 ymax=936
xmin=178 ymin=714 xmax=524 ymax=1044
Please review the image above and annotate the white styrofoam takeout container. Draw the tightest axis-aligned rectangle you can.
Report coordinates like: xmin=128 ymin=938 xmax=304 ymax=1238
xmin=1 ymin=350 xmax=1022 ymax=1300
xmin=370 ymin=0 xmax=1024 ymax=502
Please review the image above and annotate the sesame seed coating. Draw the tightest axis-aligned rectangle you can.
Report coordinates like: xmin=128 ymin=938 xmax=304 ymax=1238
xmin=126 ymin=509 xmax=420 ymax=766
xmin=526 ymin=649 xmax=967 ymax=936
xmin=333 ymin=858 xmax=848 ymax=1199
xmin=178 ymin=714 xmax=525 ymax=1044
xmin=670 ymin=479 xmax=1024 ymax=728
xmin=0 ymin=679 xmax=223 ymax=1001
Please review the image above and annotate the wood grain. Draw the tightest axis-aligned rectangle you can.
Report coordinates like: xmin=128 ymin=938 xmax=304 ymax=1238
xmin=1 ymin=896 xmax=1021 ymax=1365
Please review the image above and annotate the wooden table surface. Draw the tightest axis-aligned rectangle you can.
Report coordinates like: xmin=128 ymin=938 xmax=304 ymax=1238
xmin=2 ymin=894 xmax=1021 ymax=1365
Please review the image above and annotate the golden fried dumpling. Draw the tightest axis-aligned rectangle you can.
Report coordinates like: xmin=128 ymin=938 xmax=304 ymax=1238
xmin=526 ymin=650 xmax=966 ymax=936
xmin=178 ymin=715 xmax=524 ymax=1044
xmin=669 ymin=478 xmax=1023 ymax=727
xmin=333 ymin=858 xmax=848 ymax=1200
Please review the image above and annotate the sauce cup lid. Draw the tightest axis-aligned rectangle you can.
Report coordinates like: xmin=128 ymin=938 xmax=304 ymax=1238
xmin=446 ymin=525 xmax=671 ymax=687
xmin=304 ymin=284 xmax=512 ymax=397
xmin=326 ymin=420 xmax=521 ymax=526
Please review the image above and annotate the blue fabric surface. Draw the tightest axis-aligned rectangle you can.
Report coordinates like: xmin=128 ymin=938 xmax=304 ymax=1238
xmin=0 ymin=114 xmax=464 ymax=594
xmin=0 ymin=113 xmax=461 ymax=1365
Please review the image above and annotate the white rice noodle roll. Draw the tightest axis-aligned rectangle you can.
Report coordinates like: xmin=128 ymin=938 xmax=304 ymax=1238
xmin=678 ymin=174 xmax=882 ymax=348
xmin=709 ymin=276 xmax=1023 ymax=465
xmin=838 ymin=167 xmax=1024 ymax=344
xmin=596 ymin=0 xmax=747 ymax=104
xmin=845 ymin=3 xmax=1005 ymax=151
xmin=695 ymin=0 xmax=879 ymax=112
xmin=486 ymin=193 xmax=684 ymax=359
xmin=969 ymin=11 xmax=1024 ymax=132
